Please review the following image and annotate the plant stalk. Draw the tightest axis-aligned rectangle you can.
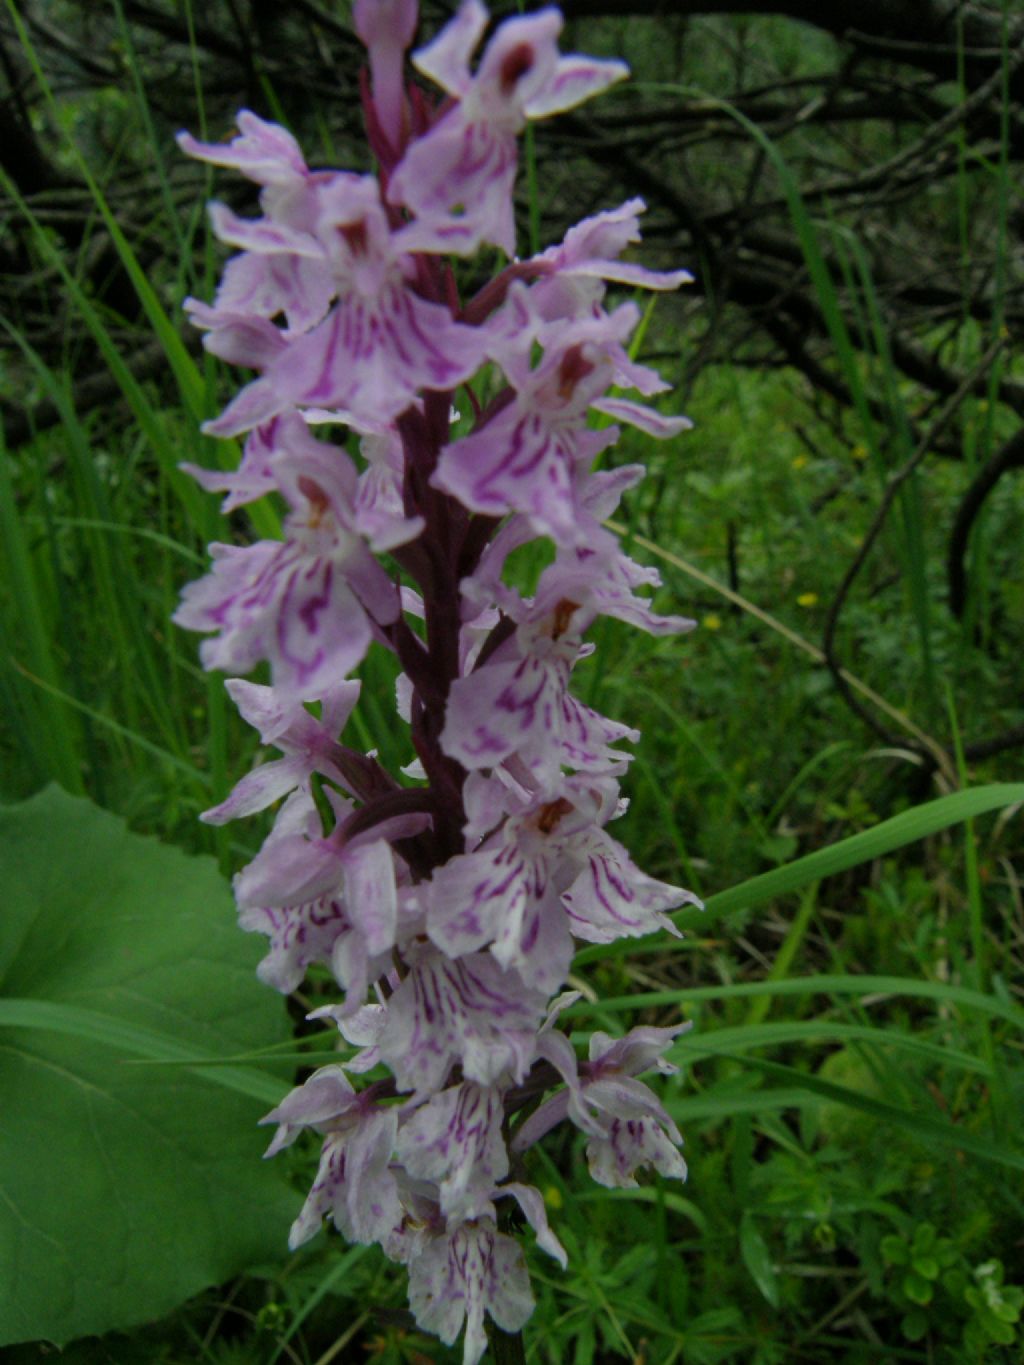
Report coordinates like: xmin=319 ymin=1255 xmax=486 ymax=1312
xmin=486 ymin=1322 xmax=527 ymax=1364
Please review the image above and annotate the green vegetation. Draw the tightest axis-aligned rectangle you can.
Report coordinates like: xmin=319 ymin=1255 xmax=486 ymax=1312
xmin=1 ymin=4 xmax=1022 ymax=1362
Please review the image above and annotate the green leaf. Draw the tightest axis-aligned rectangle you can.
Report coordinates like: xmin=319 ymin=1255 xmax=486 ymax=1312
xmin=0 ymin=787 xmax=296 ymax=1347
xmin=903 ymin=1272 xmax=934 ymax=1306
xmin=739 ymin=1213 xmax=779 ymax=1308
xmin=901 ymin=1311 xmax=929 ymax=1342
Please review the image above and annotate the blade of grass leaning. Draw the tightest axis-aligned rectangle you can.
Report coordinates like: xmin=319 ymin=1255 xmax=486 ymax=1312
xmin=573 ymin=973 xmax=1024 ymax=1031
xmin=575 ymin=782 xmax=1024 ymax=965
xmin=267 ymin=1248 xmax=371 ymax=1365
xmin=945 ymin=687 xmax=999 ymax=1133
xmin=0 ymin=998 xmax=286 ymax=1106
xmin=110 ymin=0 xmax=192 ymax=266
xmin=834 ymin=225 xmax=936 ymax=711
xmin=6 ymin=660 xmax=211 ymax=790
xmin=763 ymin=741 xmax=853 ymax=832
xmin=3 ymin=5 xmax=281 ymax=541
xmin=605 ymin=519 xmax=954 ymax=778
xmin=670 ymin=1019 xmax=992 ymax=1076
xmin=2 ymin=324 xmax=194 ymax=757
xmin=0 ymin=438 xmax=84 ymax=792
xmin=673 ymin=1051 xmax=1024 ymax=1174
xmin=5 ymin=2 xmax=205 ymax=414
xmin=743 ymin=882 xmax=819 ymax=1029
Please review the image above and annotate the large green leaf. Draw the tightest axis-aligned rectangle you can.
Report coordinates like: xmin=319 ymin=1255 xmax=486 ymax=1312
xmin=0 ymin=787 xmax=296 ymax=1347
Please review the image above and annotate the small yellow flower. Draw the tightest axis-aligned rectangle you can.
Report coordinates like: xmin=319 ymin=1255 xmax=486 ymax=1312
xmin=851 ymin=444 xmax=869 ymax=462
xmin=797 ymin=592 xmax=818 ymax=608
xmin=544 ymin=1185 xmax=564 ymax=1210
xmin=703 ymin=613 xmax=722 ymax=631
xmin=791 ymin=453 xmax=809 ymax=471
xmin=999 ymin=324 xmax=1010 ymax=340
xmin=977 ymin=399 xmax=989 ymax=414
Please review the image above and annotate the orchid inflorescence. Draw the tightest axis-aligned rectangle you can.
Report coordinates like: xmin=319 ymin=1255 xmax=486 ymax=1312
xmin=175 ymin=1 xmax=699 ymax=1358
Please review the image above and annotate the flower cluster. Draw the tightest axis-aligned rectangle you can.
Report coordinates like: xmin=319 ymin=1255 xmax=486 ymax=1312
xmin=176 ymin=2 xmax=697 ymax=1359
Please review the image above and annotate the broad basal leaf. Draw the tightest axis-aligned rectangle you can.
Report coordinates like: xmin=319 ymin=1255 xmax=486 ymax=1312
xmin=0 ymin=787 xmax=296 ymax=1347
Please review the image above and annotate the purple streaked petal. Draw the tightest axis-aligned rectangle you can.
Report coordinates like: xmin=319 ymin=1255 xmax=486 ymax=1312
xmin=287 ymin=1107 xmax=400 ymax=1249
xmin=264 ymin=287 xmax=481 ymax=428
xmin=410 ymin=0 xmax=487 ymax=96
xmin=591 ymin=395 xmax=693 ymax=438
xmin=408 ymin=1220 xmax=534 ymax=1365
xmin=207 ymin=201 xmax=324 ymax=257
xmin=434 ymin=407 xmax=580 ymax=542
xmin=586 ymin=1114 xmax=687 ymax=1189
xmin=177 ymin=110 xmax=307 ymax=184
xmin=239 ymin=884 xmax=350 ymax=995
xmin=561 ymin=831 xmax=696 ymax=944
xmin=524 ymin=53 xmax=628 ymax=118
xmin=396 ymin=1082 xmax=508 ymax=1221
xmin=494 ymin=1182 xmax=567 ymax=1266
xmin=380 ymin=948 xmax=547 ymax=1096
xmin=440 ymin=655 xmax=564 ymax=770
xmin=388 ymin=116 xmax=519 ymax=257
xmin=200 ymin=755 xmax=308 ymax=824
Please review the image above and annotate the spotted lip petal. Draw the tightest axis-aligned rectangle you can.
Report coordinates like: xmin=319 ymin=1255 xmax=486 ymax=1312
xmin=286 ymin=1107 xmax=402 ymax=1249
xmin=173 ymin=433 xmax=405 ymax=700
xmin=395 ymin=1082 xmax=509 ymax=1220
xmin=439 ymin=606 xmax=639 ymax=785
xmin=379 ymin=947 xmax=548 ymax=1096
xmin=407 ymin=1219 xmax=534 ymax=1365
xmin=258 ymin=282 xmax=482 ymax=428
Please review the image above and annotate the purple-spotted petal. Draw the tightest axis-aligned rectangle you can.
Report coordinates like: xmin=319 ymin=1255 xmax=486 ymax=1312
xmin=262 ymin=287 xmax=481 ymax=428
xmin=410 ymin=0 xmax=487 ymax=96
xmin=561 ymin=830 xmax=695 ymax=943
xmin=407 ymin=1220 xmax=534 ymax=1365
xmin=287 ymin=1107 xmax=401 ymax=1249
xmin=523 ymin=53 xmax=629 ymax=119
xmin=379 ymin=948 xmax=547 ymax=1096
xmin=591 ymin=395 xmax=693 ymax=438
xmin=494 ymin=1182 xmax=567 ymax=1266
xmin=396 ymin=1082 xmax=508 ymax=1220
xmin=177 ymin=109 xmax=307 ymax=184
xmin=586 ymin=1114 xmax=687 ymax=1189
